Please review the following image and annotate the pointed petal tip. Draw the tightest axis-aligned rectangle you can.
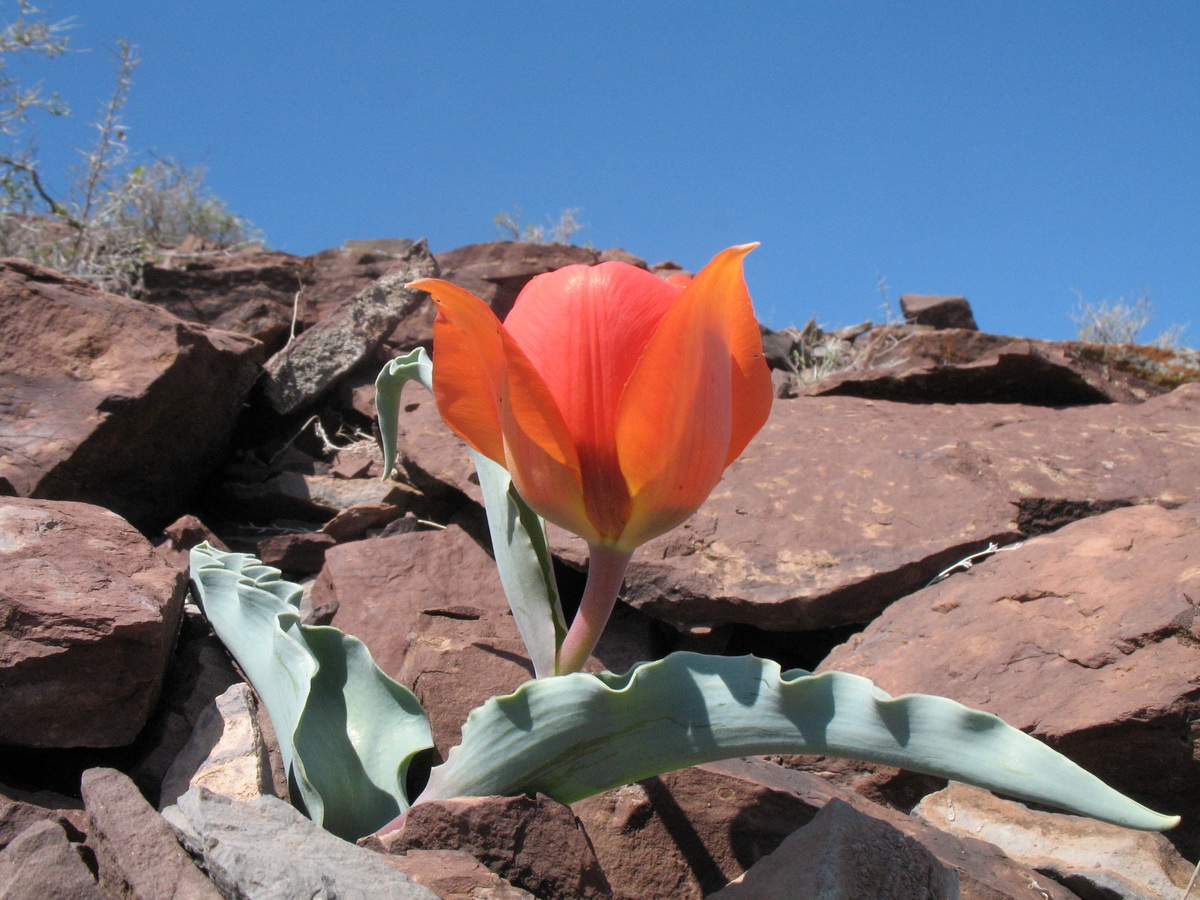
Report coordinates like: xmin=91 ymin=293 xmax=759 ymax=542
xmin=406 ymin=277 xmax=442 ymax=292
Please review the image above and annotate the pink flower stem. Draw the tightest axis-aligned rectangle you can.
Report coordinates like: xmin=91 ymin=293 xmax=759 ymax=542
xmin=556 ymin=545 xmax=634 ymax=675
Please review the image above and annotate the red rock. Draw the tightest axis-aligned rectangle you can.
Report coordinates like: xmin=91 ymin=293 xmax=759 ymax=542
xmin=808 ymin=337 xmax=1164 ymax=405
xmin=708 ymin=799 xmax=958 ymax=900
xmin=320 ymin=502 xmax=406 ymax=542
xmin=142 ymin=240 xmax=424 ymax=333
xmin=573 ymin=758 xmax=1078 ymax=900
xmin=0 ymin=820 xmax=102 ymax=899
xmin=155 ymin=514 xmax=228 ymax=570
xmin=0 ymin=259 xmax=264 ymax=530
xmin=0 ymin=498 xmax=187 ymax=747
xmin=378 ymin=848 xmax=534 ymax=899
xmin=313 ymin=525 xmax=513 ymax=679
xmin=397 ymin=611 xmax=532 ymax=759
xmin=596 ymin=247 xmax=648 ymax=268
xmin=547 ymin=383 xmax=1200 ymax=631
xmin=393 ymin=392 xmax=481 ymax=503
xmin=210 ymin=298 xmax=293 ymax=352
xmin=384 ymin=793 xmax=612 ymax=900
xmin=252 ymin=531 xmax=336 ymax=575
xmin=648 ymin=260 xmax=692 ymax=281
xmin=82 ymin=767 xmax=222 ymax=898
xmin=900 ymin=293 xmax=979 ymax=330
xmin=0 ymin=789 xmax=86 ymax=850
xmin=819 ymin=502 xmax=1200 ymax=856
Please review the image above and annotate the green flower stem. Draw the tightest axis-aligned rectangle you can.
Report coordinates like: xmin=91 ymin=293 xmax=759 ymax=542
xmin=556 ymin=546 xmax=633 ymax=675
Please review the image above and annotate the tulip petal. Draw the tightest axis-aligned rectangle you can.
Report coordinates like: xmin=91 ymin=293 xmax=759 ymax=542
xmin=505 ymin=263 xmax=681 ymax=540
xmin=498 ymin=336 xmax=600 ymax=545
xmin=415 ymin=278 xmax=508 ymax=465
xmin=615 ymin=244 xmax=772 ymax=549
xmin=415 ymin=278 xmax=598 ymax=545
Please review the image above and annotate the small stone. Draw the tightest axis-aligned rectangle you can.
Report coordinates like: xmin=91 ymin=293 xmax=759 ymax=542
xmin=900 ymin=293 xmax=978 ymax=330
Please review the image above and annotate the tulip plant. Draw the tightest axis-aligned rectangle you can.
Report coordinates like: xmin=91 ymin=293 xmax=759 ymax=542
xmin=190 ymin=245 xmax=1179 ymax=844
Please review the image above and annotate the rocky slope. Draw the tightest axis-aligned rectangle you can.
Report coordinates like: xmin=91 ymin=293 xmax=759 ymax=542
xmin=1 ymin=239 xmax=1198 ymax=898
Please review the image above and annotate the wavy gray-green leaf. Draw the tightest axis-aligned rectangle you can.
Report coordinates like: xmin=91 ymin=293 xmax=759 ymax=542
xmin=189 ymin=544 xmax=433 ymax=840
xmin=417 ymin=651 xmax=1178 ymax=832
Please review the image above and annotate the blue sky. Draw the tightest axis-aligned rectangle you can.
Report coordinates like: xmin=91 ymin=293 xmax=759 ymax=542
xmin=12 ymin=1 xmax=1199 ymax=343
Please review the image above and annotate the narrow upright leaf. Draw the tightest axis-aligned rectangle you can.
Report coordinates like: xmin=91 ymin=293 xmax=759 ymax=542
xmin=376 ymin=347 xmax=566 ymax=676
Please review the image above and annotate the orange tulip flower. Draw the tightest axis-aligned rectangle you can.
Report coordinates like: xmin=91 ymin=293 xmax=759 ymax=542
xmin=410 ymin=243 xmax=773 ymax=672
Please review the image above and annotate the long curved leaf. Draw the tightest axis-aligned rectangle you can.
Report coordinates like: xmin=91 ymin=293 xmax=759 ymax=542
xmin=376 ymin=347 xmax=565 ymax=676
xmin=189 ymin=544 xmax=433 ymax=840
xmin=417 ymin=651 xmax=1178 ymax=832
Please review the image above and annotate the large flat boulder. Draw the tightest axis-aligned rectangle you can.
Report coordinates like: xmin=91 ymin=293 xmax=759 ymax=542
xmin=549 ymin=383 xmax=1200 ymax=631
xmin=0 ymin=259 xmax=263 ymax=530
xmin=820 ymin=502 xmax=1200 ymax=854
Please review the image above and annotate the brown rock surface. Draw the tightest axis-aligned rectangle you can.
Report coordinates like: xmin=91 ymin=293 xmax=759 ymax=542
xmin=386 ymin=793 xmax=612 ymax=900
xmin=708 ymin=798 xmax=959 ymax=900
xmin=251 ymin=530 xmax=336 ymax=575
xmin=809 ymin=338 xmax=1165 ymax=405
xmin=142 ymin=239 xmax=424 ymax=333
xmin=0 ymin=789 xmax=86 ymax=850
xmin=573 ymin=757 xmax=1080 ymax=900
xmin=391 ymin=390 xmax=482 ymax=503
xmin=900 ymin=293 xmax=979 ymax=330
xmin=0 ymin=498 xmax=188 ymax=747
xmin=0 ymin=259 xmax=264 ymax=529
xmin=320 ymin=501 xmax=406 ymax=541
xmin=82 ymin=767 xmax=223 ymax=899
xmin=549 ymin=382 xmax=1200 ymax=631
xmin=433 ymin=241 xmax=611 ymax=320
xmin=314 ymin=525 xmax=514 ymax=678
xmin=0 ymin=819 xmax=102 ymax=899
xmin=819 ymin=502 xmax=1200 ymax=853
xmin=382 ymin=848 xmax=535 ymax=899
xmin=155 ymin=514 xmax=228 ymax=571
xmin=397 ymin=611 xmax=532 ymax=759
